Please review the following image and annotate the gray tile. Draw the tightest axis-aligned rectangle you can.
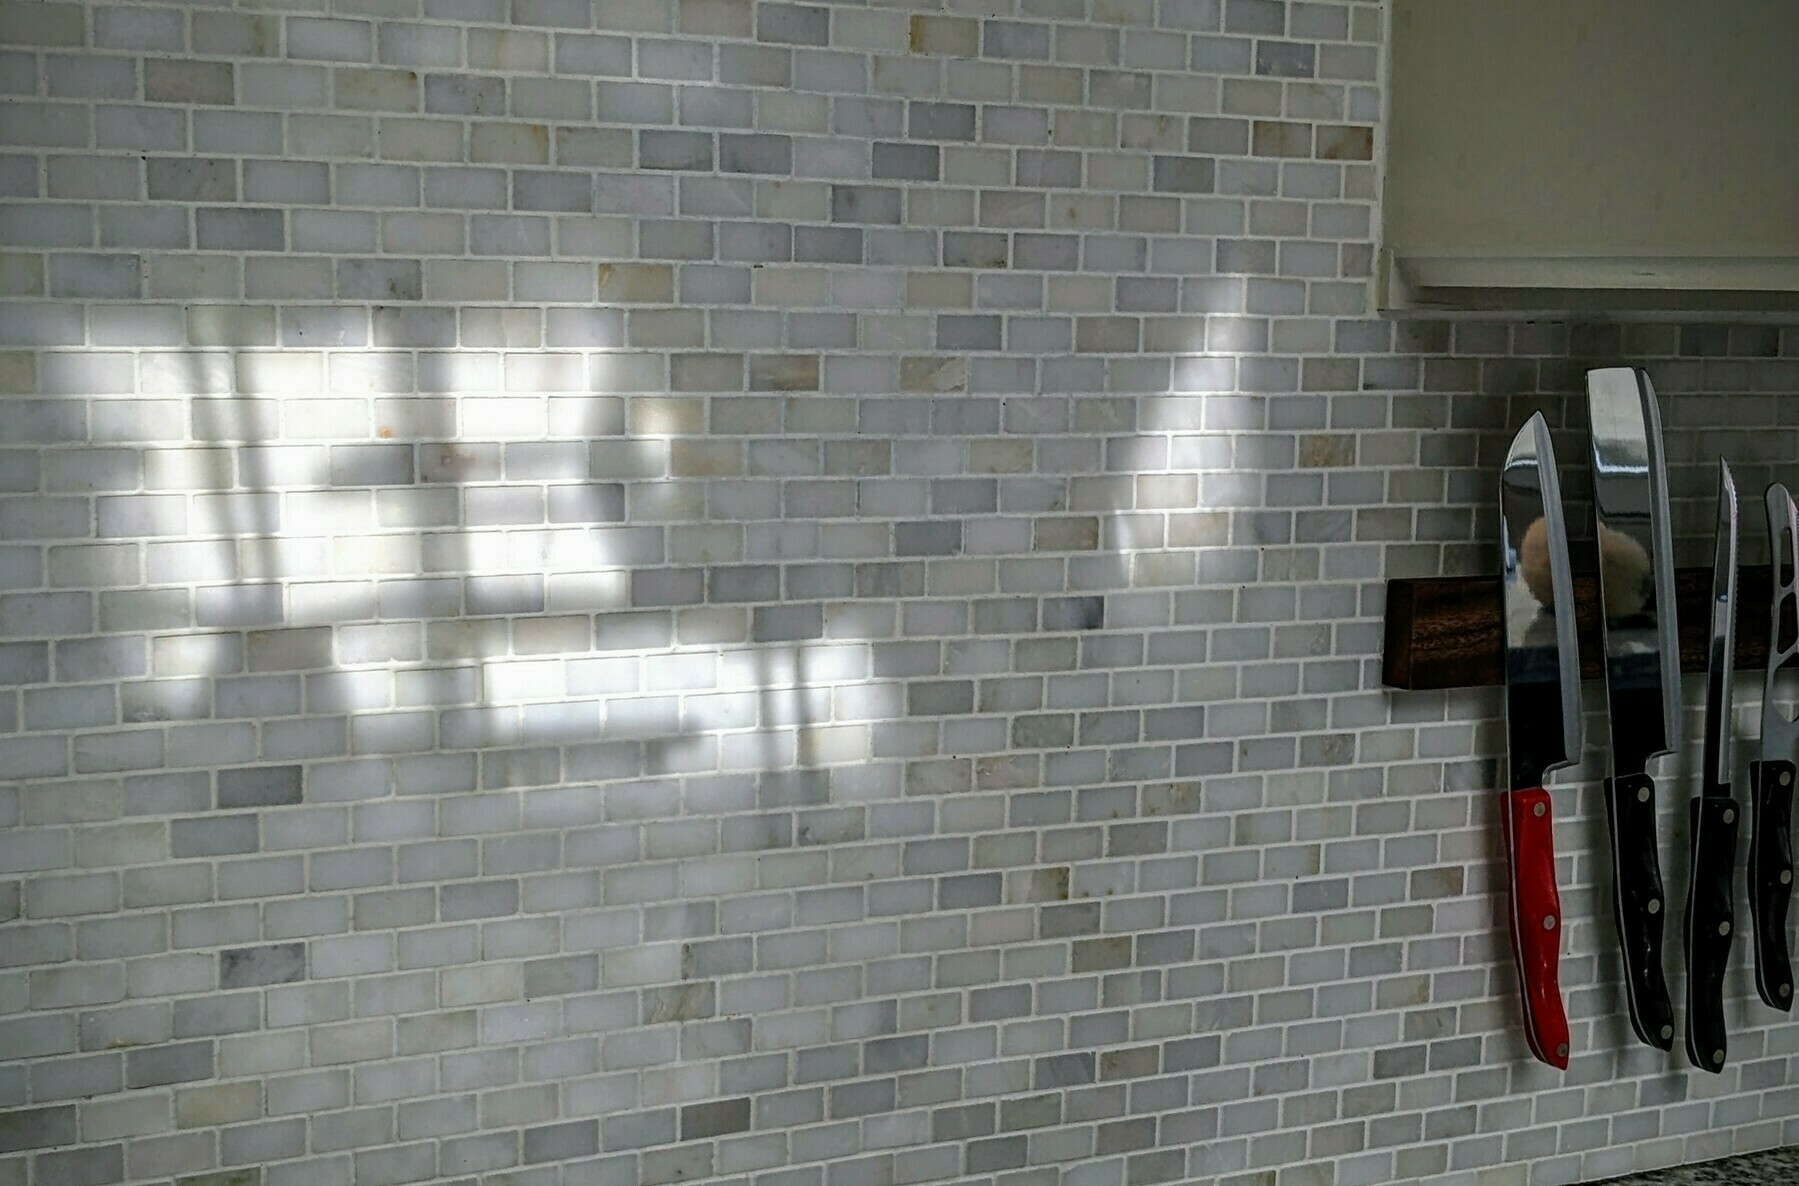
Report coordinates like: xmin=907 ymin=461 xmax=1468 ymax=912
xmin=219 ymin=943 xmax=306 ymax=989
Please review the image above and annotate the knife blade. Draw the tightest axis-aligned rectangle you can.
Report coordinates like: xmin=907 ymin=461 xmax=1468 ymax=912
xmin=1684 ymin=460 xmax=1740 ymax=1073
xmin=1748 ymin=483 xmax=1797 ymax=1011
xmin=1587 ymin=366 xmax=1679 ymax=1052
xmin=1498 ymin=410 xmax=1581 ymax=1069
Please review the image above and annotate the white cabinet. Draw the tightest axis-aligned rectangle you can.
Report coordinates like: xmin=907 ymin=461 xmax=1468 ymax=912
xmin=1379 ymin=0 xmax=1799 ymax=314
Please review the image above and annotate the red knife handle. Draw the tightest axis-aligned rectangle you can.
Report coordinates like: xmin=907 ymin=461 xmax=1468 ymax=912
xmin=1502 ymin=786 xmax=1570 ymax=1069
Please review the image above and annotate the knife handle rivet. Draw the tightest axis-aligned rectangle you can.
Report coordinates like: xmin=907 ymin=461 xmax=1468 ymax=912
xmin=1661 ymin=1025 xmax=1675 ymax=1041
xmin=1713 ymin=1049 xmax=1725 ymax=1066
xmin=1782 ymin=771 xmax=1792 ymax=787
xmin=1782 ymin=984 xmax=1793 ymax=1000
xmin=1556 ymin=1043 xmax=1569 ymax=1059
xmin=1724 ymin=809 xmax=1736 ymax=825
xmin=1647 ymin=899 xmax=1660 ymax=915
xmin=1637 ymin=786 xmax=1650 ymax=803
xmin=1532 ymin=801 xmax=1546 ymax=818
xmin=1542 ymin=914 xmax=1556 ymax=931
xmin=1783 ymin=870 xmax=1793 ymax=886
xmin=1719 ymin=921 xmax=1732 ymax=937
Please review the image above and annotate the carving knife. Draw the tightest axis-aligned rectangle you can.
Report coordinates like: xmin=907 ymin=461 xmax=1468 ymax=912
xmin=1749 ymin=483 xmax=1799 ymax=1012
xmin=1685 ymin=460 xmax=1739 ymax=1072
xmin=1498 ymin=411 xmax=1582 ymax=1069
xmin=1587 ymin=367 xmax=1678 ymax=1051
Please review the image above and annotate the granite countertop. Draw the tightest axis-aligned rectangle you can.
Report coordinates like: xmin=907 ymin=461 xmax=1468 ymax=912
xmin=1595 ymin=1147 xmax=1799 ymax=1184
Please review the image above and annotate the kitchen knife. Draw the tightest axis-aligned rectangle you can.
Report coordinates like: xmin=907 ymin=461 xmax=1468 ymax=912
xmin=1684 ymin=460 xmax=1739 ymax=1073
xmin=1587 ymin=367 xmax=1679 ymax=1052
xmin=1748 ymin=483 xmax=1798 ymax=1011
xmin=1498 ymin=411 xmax=1582 ymax=1070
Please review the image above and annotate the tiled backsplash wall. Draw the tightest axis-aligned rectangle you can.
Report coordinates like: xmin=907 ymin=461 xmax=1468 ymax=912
xmin=3 ymin=2 xmax=1799 ymax=1185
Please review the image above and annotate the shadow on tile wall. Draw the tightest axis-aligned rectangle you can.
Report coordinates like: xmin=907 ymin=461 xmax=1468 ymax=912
xmin=4 ymin=2 xmax=1799 ymax=1185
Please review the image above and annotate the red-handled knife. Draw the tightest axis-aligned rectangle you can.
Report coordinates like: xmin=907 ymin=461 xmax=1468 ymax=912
xmin=1498 ymin=412 xmax=1583 ymax=1069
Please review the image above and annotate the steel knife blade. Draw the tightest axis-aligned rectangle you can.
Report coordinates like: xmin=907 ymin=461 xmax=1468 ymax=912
xmin=1498 ymin=411 xmax=1581 ymax=1069
xmin=1749 ymin=483 xmax=1798 ymax=1011
xmin=1587 ymin=366 xmax=1678 ymax=1051
xmin=1685 ymin=460 xmax=1740 ymax=1073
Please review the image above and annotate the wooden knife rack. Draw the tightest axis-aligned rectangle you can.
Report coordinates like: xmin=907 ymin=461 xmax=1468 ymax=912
xmin=1382 ymin=566 xmax=1774 ymax=691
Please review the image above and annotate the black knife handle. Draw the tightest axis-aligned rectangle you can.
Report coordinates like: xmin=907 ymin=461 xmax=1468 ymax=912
xmin=1749 ymin=759 xmax=1796 ymax=1011
xmin=1684 ymin=794 xmax=1740 ymax=1073
xmin=1602 ymin=772 xmax=1675 ymax=1050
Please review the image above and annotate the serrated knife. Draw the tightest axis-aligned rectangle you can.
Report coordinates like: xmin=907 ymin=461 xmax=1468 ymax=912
xmin=1587 ymin=367 xmax=1678 ymax=1052
xmin=1685 ymin=460 xmax=1739 ymax=1073
xmin=1749 ymin=483 xmax=1799 ymax=1012
xmin=1498 ymin=411 xmax=1581 ymax=1069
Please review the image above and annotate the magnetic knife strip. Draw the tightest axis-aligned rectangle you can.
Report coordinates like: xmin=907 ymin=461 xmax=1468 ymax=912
xmin=1439 ymin=368 xmax=1799 ymax=1071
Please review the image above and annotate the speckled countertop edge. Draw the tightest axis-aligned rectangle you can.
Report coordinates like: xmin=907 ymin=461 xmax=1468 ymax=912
xmin=1590 ymin=1146 xmax=1799 ymax=1184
